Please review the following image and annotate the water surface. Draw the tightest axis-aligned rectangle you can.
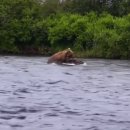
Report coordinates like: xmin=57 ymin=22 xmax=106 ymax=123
xmin=0 ymin=56 xmax=130 ymax=130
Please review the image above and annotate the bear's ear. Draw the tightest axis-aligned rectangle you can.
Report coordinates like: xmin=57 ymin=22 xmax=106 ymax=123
xmin=68 ymin=48 xmax=73 ymax=53
xmin=67 ymin=48 xmax=71 ymax=51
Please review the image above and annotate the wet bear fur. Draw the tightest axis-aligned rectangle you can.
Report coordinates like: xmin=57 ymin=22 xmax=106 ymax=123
xmin=47 ymin=48 xmax=74 ymax=64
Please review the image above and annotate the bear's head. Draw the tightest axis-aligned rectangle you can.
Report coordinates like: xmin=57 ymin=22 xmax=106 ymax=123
xmin=64 ymin=48 xmax=74 ymax=59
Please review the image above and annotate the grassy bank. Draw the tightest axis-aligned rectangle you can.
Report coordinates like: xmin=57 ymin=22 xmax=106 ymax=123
xmin=0 ymin=0 xmax=130 ymax=59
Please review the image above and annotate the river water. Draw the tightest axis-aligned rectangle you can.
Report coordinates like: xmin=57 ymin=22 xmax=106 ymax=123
xmin=0 ymin=56 xmax=130 ymax=130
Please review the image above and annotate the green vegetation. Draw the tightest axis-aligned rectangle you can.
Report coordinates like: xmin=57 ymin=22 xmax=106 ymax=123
xmin=0 ymin=0 xmax=130 ymax=59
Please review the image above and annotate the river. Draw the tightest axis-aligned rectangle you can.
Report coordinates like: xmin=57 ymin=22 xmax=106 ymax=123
xmin=0 ymin=56 xmax=130 ymax=130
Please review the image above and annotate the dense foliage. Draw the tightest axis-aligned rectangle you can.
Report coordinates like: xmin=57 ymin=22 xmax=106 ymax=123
xmin=0 ymin=0 xmax=130 ymax=59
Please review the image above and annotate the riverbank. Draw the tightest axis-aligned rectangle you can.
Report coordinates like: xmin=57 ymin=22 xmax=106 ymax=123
xmin=1 ymin=12 xmax=130 ymax=59
xmin=1 ymin=0 xmax=130 ymax=60
xmin=0 ymin=50 xmax=130 ymax=60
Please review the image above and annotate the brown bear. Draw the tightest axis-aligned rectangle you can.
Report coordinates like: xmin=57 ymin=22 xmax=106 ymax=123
xmin=47 ymin=48 xmax=74 ymax=64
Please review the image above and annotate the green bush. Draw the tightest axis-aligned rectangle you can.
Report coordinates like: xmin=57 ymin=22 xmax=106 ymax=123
xmin=0 ymin=0 xmax=130 ymax=59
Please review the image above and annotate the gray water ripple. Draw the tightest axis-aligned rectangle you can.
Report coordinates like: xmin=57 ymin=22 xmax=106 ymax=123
xmin=0 ymin=115 xmax=26 ymax=120
xmin=46 ymin=80 xmax=69 ymax=85
xmin=64 ymin=72 xmax=73 ymax=75
xmin=10 ymin=124 xmax=23 ymax=128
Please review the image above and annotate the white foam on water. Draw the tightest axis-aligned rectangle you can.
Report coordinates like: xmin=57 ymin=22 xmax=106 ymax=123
xmin=62 ymin=63 xmax=75 ymax=66
xmin=49 ymin=62 xmax=87 ymax=66
xmin=52 ymin=63 xmax=56 ymax=65
xmin=82 ymin=62 xmax=87 ymax=66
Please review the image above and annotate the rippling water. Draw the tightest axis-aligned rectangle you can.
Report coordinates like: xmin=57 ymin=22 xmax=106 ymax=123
xmin=0 ymin=56 xmax=130 ymax=130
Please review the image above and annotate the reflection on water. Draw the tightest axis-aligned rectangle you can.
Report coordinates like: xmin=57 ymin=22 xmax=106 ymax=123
xmin=0 ymin=56 xmax=130 ymax=130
